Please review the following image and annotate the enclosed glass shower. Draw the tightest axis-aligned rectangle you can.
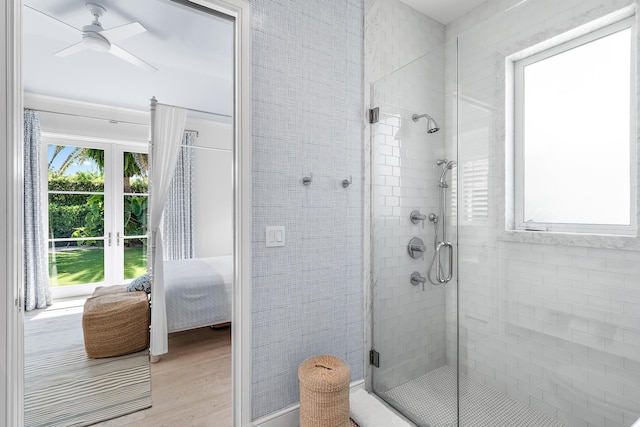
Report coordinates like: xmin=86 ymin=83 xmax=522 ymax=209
xmin=370 ymin=1 xmax=640 ymax=426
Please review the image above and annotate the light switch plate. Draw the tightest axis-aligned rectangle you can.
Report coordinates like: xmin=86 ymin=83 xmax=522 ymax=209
xmin=265 ymin=226 xmax=285 ymax=247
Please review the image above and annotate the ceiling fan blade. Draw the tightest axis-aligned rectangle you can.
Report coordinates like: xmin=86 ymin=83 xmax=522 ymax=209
xmin=54 ymin=41 xmax=89 ymax=57
xmin=109 ymin=44 xmax=158 ymax=72
xmin=24 ymin=4 xmax=82 ymax=34
xmin=101 ymin=22 xmax=147 ymax=43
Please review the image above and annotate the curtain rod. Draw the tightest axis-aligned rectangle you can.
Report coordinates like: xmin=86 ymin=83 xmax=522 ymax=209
xmin=153 ymin=99 xmax=232 ymax=119
xmin=32 ymin=108 xmax=149 ymax=127
xmin=181 ymin=145 xmax=231 ymax=153
xmin=34 ymin=110 xmax=206 ymax=137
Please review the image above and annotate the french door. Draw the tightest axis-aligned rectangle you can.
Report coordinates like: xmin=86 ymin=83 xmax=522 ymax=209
xmin=45 ymin=138 xmax=148 ymax=298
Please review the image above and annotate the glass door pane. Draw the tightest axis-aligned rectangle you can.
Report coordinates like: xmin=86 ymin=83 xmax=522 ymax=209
xmin=457 ymin=2 xmax=640 ymax=427
xmin=47 ymin=144 xmax=106 ymax=287
xmin=370 ymin=44 xmax=457 ymax=427
xmin=121 ymin=151 xmax=148 ymax=280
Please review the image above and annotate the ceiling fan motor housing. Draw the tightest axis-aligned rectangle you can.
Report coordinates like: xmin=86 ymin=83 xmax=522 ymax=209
xmin=82 ymin=31 xmax=111 ymax=52
xmin=82 ymin=3 xmax=111 ymax=52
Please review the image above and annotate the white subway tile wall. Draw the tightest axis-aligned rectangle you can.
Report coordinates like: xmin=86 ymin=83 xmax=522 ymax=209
xmin=250 ymin=0 xmax=364 ymax=420
xmin=365 ymin=0 xmax=445 ymax=85
xmin=454 ymin=0 xmax=640 ymax=426
xmin=364 ymin=0 xmax=447 ymax=392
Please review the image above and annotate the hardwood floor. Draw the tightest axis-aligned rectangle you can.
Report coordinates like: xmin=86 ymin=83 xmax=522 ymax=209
xmin=93 ymin=326 xmax=232 ymax=427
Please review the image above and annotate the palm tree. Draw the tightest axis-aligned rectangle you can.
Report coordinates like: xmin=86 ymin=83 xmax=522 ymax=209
xmin=50 ymin=147 xmax=147 ymax=192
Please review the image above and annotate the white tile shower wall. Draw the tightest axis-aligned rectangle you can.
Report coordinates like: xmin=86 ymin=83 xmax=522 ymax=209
xmin=363 ymin=0 xmax=444 ymax=389
xmin=365 ymin=0 xmax=446 ymax=84
xmin=369 ymin=31 xmax=449 ymax=392
xmin=448 ymin=0 xmax=640 ymax=426
xmin=250 ymin=0 xmax=364 ymax=420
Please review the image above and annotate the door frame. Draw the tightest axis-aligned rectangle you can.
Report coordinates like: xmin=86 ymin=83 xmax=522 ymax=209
xmin=43 ymin=137 xmax=150 ymax=299
xmin=1 ymin=0 xmax=252 ymax=425
xmin=44 ymin=138 xmax=116 ymax=296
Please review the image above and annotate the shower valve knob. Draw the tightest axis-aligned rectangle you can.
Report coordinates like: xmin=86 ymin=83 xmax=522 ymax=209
xmin=410 ymin=271 xmax=427 ymax=291
xmin=410 ymin=210 xmax=427 ymax=227
xmin=408 ymin=237 xmax=427 ymax=259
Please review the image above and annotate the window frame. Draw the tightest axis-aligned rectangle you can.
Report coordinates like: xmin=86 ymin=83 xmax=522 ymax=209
xmin=514 ymin=17 xmax=637 ymax=235
xmin=42 ymin=135 xmax=149 ymax=299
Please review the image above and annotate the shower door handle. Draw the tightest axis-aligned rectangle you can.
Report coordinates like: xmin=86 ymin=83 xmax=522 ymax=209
xmin=435 ymin=241 xmax=453 ymax=284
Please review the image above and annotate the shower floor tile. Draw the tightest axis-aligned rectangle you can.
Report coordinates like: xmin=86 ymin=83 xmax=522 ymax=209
xmin=381 ymin=365 xmax=568 ymax=427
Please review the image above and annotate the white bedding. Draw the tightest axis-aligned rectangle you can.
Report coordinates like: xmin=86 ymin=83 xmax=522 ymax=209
xmin=164 ymin=255 xmax=232 ymax=333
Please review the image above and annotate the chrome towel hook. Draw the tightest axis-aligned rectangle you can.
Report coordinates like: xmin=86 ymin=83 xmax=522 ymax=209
xmin=303 ymin=172 xmax=313 ymax=186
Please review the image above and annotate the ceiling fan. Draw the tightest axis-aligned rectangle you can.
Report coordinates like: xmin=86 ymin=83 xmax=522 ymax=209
xmin=25 ymin=2 xmax=157 ymax=72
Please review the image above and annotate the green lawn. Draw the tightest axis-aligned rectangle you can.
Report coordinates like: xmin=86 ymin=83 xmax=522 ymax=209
xmin=123 ymin=247 xmax=148 ymax=280
xmin=48 ymin=247 xmax=147 ymax=287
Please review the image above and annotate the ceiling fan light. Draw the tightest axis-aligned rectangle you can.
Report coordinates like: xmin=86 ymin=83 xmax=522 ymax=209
xmin=82 ymin=32 xmax=111 ymax=52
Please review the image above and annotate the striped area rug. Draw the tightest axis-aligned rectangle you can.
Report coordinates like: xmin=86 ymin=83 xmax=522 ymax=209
xmin=24 ymin=301 xmax=151 ymax=427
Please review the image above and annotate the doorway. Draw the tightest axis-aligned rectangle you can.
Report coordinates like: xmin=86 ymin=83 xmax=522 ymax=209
xmin=2 ymin=0 xmax=252 ymax=425
xmin=46 ymin=139 xmax=149 ymax=299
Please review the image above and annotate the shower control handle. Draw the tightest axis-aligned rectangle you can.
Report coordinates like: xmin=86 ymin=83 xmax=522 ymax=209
xmin=410 ymin=271 xmax=427 ymax=291
xmin=408 ymin=237 xmax=427 ymax=259
xmin=410 ymin=210 xmax=427 ymax=228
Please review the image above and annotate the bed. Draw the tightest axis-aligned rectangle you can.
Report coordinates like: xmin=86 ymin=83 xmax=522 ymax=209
xmin=163 ymin=255 xmax=233 ymax=333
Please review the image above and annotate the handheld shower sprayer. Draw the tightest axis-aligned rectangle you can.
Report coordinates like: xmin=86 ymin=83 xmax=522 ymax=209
xmin=437 ymin=159 xmax=456 ymax=188
xmin=424 ymin=158 xmax=456 ymax=287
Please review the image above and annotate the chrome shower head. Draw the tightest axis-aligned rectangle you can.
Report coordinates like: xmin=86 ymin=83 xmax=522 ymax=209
xmin=412 ymin=113 xmax=440 ymax=133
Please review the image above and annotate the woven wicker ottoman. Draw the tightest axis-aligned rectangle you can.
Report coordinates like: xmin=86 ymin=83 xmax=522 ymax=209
xmin=298 ymin=355 xmax=351 ymax=427
xmin=82 ymin=285 xmax=150 ymax=358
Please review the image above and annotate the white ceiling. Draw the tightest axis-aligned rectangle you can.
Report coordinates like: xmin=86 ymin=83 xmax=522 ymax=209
xmin=23 ymin=0 xmax=233 ymax=119
xmin=22 ymin=0 xmax=482 ymax=118
xmin=399 ymin=0 xmax=487 ymax=24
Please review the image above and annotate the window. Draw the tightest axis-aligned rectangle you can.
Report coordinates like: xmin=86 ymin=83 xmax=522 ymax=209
xmin=451 ymin=157 xmax=489 ymax=223
xmin=514 ymin=18 xmax=636 ymax=235
xmin=45 ymin=139 xmax=148 ymax=298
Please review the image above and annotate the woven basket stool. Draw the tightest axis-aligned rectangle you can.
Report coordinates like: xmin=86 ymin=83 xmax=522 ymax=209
xmin=82 ymin=285 xmax=150 ymax=358
xmin=298 ymin=355 xmax=351 ymax=427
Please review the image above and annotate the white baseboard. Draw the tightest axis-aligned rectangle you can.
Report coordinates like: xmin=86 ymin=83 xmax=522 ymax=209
xmin=252 ymin=379 xmax=365 ymax=427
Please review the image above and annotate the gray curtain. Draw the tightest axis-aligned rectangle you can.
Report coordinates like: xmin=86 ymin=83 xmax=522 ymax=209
xmin=162 ymin=131 xmax=196 ymax=260
xmin=24 ymin=109 xmax=51 ymax=311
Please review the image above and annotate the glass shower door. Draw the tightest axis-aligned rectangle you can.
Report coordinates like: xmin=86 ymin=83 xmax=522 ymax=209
xmin=370 ymin=43 xmax=458 ymax=427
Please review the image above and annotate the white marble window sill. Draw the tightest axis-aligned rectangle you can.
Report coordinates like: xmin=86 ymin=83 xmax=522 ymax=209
xmin=498 ymin=229 xmax=640 ymax=251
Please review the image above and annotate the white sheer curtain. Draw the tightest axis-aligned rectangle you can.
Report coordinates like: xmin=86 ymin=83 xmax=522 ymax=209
xmin=24 ymin=109 xmax=51 ymax=311
xmin=149 ymin=100 xmax=187 ymax=357
xmin=162 ymin=131 xmax=196 ymax=260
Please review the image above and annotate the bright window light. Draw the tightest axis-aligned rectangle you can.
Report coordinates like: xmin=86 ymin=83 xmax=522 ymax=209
xmin=515 ymin=20 xmax=635 ymax=233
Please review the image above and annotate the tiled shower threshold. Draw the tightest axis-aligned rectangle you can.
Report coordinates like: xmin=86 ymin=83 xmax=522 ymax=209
xmin=379 ymin=365 xmax=567 ymax=427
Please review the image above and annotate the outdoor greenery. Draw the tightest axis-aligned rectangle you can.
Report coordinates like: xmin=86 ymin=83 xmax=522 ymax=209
xmin=123 ymin=196 xmax=148 ymax=238
xmin=70 ymin=194 xmax=106 ymax=245
xmin=48 ymin=150 xmax=148 ymax=247
xmin=49 ymin=246 xmax=147 ymax=286
xmin=48 ymin=147 xmax=149 ymax=286
xmin=48 ymin=171 xmax=103 ymax=241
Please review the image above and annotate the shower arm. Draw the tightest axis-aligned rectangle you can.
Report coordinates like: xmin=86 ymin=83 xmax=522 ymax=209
xmin=412 ymin=113 xmax=434 ymax=122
